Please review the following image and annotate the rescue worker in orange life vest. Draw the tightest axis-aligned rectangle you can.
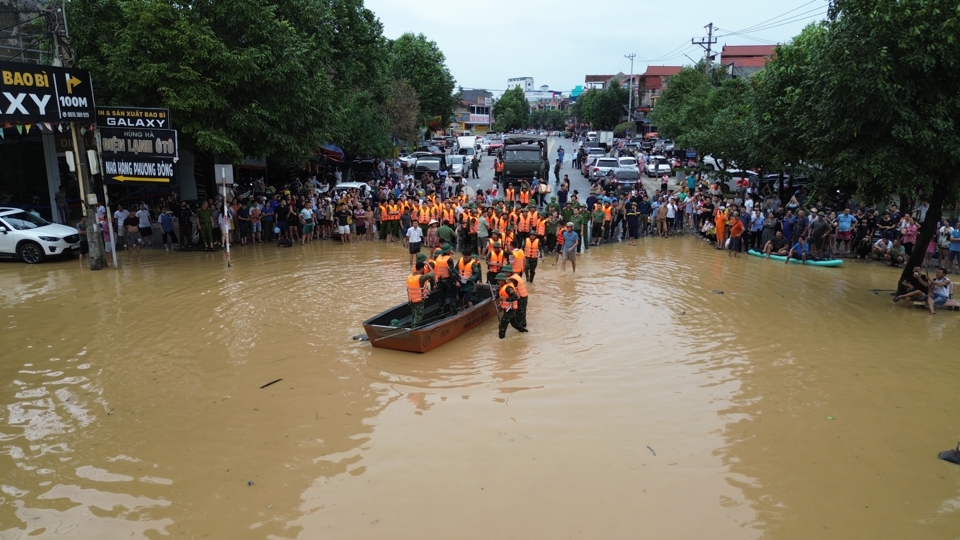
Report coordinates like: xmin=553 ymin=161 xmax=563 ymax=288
xmin=455 ymin=250 xmax=481 ymax=310
xmin=494 ymin=273 xmax=525 ymax=339
xmin=523 ymin=233 xmax=543 ymax=283
xmin=486 ymin=240 xmax=507 ymax=284
xmin=502 ymin=266 xmax=530 ymax=331
xmin=407 ymin=262 xmax=435 ymax=325
xmin=433 ymin=244 xmax=457 ymax=316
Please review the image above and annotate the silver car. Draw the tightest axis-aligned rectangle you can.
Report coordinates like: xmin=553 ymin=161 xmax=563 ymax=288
xmin=0 ymin=208 xmax=82 ymax=263
xmin=590 ymin=158 xmax=620 ymax=181
xmin=645 ymin=156 xmax=673 ymax=178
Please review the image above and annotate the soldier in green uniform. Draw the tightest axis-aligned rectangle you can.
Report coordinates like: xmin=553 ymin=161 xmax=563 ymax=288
xmin=572 ymin=205 xmax=587 ymax=252
xmin=561 ymin=201 xmax=574 ymax=224
xmin=591 ymin=204 xmax=606 ymax=246
xmin=546 ymin=196 xmax=560 ymax=216
xmin=494 ymin=273 xmax=525 ymax=339
xmin=407 ymin=262 xmax=435 ymax=325
xmin=433 ymin=244 xmax=457 ymax=316
xmin=502 ymin=266 xmax=529 ymax=330
xmin=455 ymin=250 xmax=481 ymax=310
xmin=544 ymin=211 xmax=559 ymax=255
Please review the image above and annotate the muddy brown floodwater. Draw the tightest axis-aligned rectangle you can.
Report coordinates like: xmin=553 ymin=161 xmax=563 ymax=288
xmin=1 ymin=237 xmax=959 ymax=539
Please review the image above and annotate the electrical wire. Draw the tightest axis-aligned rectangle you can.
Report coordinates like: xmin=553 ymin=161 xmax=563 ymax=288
xmin=716 ymin=8 xmax=828 ymax=38
xmin=2 ymin=35 xmax=46 ymax=62
xmin=718 ymin=0 xmax=825 ymax=36
xmin=639 ymin=42 xmax=697 ymax=64
xmin=0 ymin=13 xmax=43 ymax=34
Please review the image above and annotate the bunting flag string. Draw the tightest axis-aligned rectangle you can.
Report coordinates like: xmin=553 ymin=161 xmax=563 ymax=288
xmin=15 ymin=125 xmax=22 ymax=135
xmin=24 ymin=124 xmax=31 ymax=134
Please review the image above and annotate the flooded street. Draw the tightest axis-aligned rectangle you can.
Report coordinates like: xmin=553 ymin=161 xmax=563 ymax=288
xmin=1 ymin=237 xmax=959 ymax=539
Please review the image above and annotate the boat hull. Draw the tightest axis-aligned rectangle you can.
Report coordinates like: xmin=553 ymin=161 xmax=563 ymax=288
xmin=362 ymin=285 xmax=498 ymax=353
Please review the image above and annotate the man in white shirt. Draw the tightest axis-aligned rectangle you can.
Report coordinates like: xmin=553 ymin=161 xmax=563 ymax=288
xmin=114 ymin=204 xmax=130 ymax=248
xmin=406 ymin=217 xmax=423 ymax=266
xmin=930 ymin=268 xmax=952 ymax=314
xmin=135 ymin=203 xmax=154 ymax=247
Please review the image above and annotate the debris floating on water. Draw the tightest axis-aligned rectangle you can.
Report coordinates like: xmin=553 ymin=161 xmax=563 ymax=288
xmin=938 ymin=443 xmax=960 ymax=465
xmin=260 ymin=379 xmax=282 ymax=389
xmin=646 ymin=446 xmax=656 ymax=456
xmin=711 ymin=290 xmax=724 ymax=295
xmin=247 ymin=480 xmax=254 ymax=486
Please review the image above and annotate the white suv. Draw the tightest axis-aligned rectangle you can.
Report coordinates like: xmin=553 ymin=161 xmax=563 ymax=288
xmin=0 ymin=208 xmax=82 ymax=263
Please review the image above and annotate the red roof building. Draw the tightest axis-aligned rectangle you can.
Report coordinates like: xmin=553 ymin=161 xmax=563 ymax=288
xmin=637 ymin=66 xmax=682 ymax=107
xmin=719 ymin=45 xmax=777 ymax=77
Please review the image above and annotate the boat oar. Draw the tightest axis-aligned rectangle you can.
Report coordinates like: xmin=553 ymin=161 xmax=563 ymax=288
xmin=374 ymin=327 xmax=413 ymax=343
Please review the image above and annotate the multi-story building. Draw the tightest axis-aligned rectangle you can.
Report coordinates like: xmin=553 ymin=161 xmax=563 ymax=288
xmin=637 ymin=66 xmax=683 ymax=108
xmin=507 ymin=77 xmax=535 ymax=92
xmin=453 ymin=89 xmax=494 ymax=134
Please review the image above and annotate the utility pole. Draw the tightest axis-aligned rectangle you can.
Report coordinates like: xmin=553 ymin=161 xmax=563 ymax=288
xmin=692 ymin=22 xmax=717 ymax=76
xmin=52 ymin=3 xmax=105 ymax=270
xmin=624 ymin=53 xmax=636 ymax=123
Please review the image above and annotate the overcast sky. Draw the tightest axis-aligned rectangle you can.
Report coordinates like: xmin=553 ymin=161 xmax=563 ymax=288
xmin=365 ymin=0 xmax=828 ymax=94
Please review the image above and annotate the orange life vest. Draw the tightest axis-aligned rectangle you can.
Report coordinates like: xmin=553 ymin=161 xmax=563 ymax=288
xmin=511 ymin=249 xmax=525 ymax=272
xmin=434 ymin=254 xmax=451 ymax=278
xmin=470 ymin=216 xmax=479 ymax=234
xmin=387 ymin=204 xmax=400 ymax=220
xmin=407 ymin=274 xmax=426 ymax=303
xmin=488 ymin=250 xmax=505 ymax=272
xmin=499 ymin=283 xmax=518 ymax=310
xmin=458 ymin=257 xmax=474 ymax=282
xmin=520 ymin=190 xmax=530 ymax=204
xmin=524 ymin=238 xmax=540 ymax=258
xmin=556 ymin=228 xmax=564 ymax=246
xmin=508 ymin=274 xmax=528 ymax=298
xmin=603 ymin=205 xmax=612 ymax=222
xmin=518 ymin=212 xmax=531 ymax=232
xmin=536 ymin=219 xmax=546 ymax=236
xmin=443 ymin=208 xmax=455 ymax=224
xmin=506 ymin=188 xmax=516 ymax=201
xmin=503 ymin=233 xmax=515 ymax=250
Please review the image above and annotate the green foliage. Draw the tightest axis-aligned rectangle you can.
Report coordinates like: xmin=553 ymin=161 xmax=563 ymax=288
xmin=573 ymin=80 xmax=628 ymax=130
xmin=493 ymin=86 xmax=529 ymax=132
xmin=388 ymin=33 xmax=457 ymax=124
xmin=650 ymin=68 xmax=712 ymax=149
xmin=613 ymin=121 xmax=636 ymax=137
xmin=528 ymin=109 xmax=569 ymax=130
xmin=71 ymin=1 xmax=455 ymax=162
xmin=383 ymin=79 xmax=420 ymax=146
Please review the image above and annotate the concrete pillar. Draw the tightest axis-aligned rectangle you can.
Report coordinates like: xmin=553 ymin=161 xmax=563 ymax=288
xmin=41 ymin=131 xmax=62 ymax=223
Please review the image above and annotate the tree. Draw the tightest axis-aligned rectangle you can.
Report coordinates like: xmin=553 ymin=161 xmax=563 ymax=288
xmin=388 ymin=33 xmax=457 ymax=125
xmin=799 ymin=0 xmax=960 ymax=289
xmin=751 ymin=25 xmax=826 ymax=199
xmin=383 ymin=79 xmax=420 ymax=146
xmin=650 ymin=68 xmax=712 ymax=150
xmin=70 ymin=0 xmax=400 ymax=163
xmin=494 ymin=86 xmax=529 ymax=132
xmin=590 ymin=80 xmax=629 ymax=130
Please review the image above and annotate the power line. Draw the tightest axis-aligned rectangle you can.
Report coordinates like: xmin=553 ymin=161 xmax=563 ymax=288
xmin=718 ymin=0 xmax=825 ymax=36
xmin=0 ymin=13 xmax=43 ymax=34
xmin=637 ymin=40 xmax=695 ymax=63
xmin=716 ymin=7 xmax=828 ymax=38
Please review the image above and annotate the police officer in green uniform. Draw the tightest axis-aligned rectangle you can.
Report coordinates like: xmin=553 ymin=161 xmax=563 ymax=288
xmin=572 ymin=205 xmax=587 ymax=252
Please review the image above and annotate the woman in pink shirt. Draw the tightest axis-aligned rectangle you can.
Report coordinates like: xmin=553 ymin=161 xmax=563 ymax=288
xmin=900 ymin=215 xmax=918 ymax=256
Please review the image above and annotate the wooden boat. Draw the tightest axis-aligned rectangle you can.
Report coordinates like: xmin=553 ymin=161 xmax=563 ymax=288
xmin=362 ymin=285 xmax=498 ymax=353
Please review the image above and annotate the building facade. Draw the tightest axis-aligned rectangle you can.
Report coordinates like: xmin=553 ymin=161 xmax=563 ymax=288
xmin=453 ymin=89 xmax=494 ymax=134
xmin=507 ymin=77 xmax=535 ymax=92
xmin=637 ymin=66 xmax=683 ymax=108
xmin=719 ymin=45 xmax=777 ymax=78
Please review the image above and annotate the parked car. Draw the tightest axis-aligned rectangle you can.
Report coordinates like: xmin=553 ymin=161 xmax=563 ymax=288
xmin=447 ymin=155 xmax=466 ymax=179
xmin=399 ymin=154 xmax=418 ymax=168
xmin=662 ymin=139 xmax=675 ymax=152
xmin=711 ymin=169 xmax=759 ymax=193
xmin=645 ymin=156 xmax=673 ymax=177
xmin=586 ymin=147 xmax=606 ymax=157
xmin=581 ymin=155 xmax=601 ymax=178
xmin=590 ymin=157 xmax=621 ymax=181
xmin=414 ymin=157 xmax=442 ymax=180
xmin=0 ymin=208 xmax=81 ymax=264
xmin=617 ymin=157 xmax=640 ymax=172
xmin=487 ymin=139 xmax=503 ymax=155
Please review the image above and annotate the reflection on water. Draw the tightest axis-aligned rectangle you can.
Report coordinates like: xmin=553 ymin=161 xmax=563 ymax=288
xmin=0 ymin=237 xmax=958 ymax=539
